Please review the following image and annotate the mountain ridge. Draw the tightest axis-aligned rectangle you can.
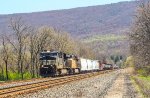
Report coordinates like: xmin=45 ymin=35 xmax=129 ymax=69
xmin=0 ymin=1 xmax=137 ymax=39
xmin=0 ymin=1 xmax=133 ymax=15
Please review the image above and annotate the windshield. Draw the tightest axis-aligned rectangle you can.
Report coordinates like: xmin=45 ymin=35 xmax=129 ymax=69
xmin=42 ymin=60 xmax=56 ymax=65
xmin=40 ymin=52 xmax=58 ymax=57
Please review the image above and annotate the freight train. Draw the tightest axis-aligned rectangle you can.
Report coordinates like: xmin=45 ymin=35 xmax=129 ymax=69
xmin=39 ymin=50 xmax=114 ymax=77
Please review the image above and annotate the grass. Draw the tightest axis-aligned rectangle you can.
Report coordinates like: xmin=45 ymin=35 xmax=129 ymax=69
xmin=138 ymin=76 xmax=150 ymax=81
xmin=132 ymin=75 xmax=150 ymax=98
xmin=131 ymin=76 xmax=145 ymax=98
xmin=136 ymin=67 xmax=150 ymax=77
xmin=82 ymin=34 xmax=127 ymax=43
xmin=0 ymin=71 xmax=33 ymax=81
xmin=131 ymin=67 xmax=150 ymax=97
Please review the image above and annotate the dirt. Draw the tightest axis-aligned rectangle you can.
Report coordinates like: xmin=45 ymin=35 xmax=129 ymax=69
xmin=104 ymin=68 xmax=143 ymax=98
xmin=104 ymin=74 xmax=125 ymax=98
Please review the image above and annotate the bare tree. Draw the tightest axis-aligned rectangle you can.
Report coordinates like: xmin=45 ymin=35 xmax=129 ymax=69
xmin=0 ymin=17 xmax=98 ymax=80
xmin=29 ymin=27 xmax=54 ymax=77
xmin=130 ymin=1 xmax=150 ymax=74
xmin=8 ymin=18 xmax=30 ymax=79
xmin=29 ymin=31 xmax=36 ymax=78
xmin=1 ymin=35 xmax=10 ymax=80
xmin=0 ymin=64 xmax=4 ymax=80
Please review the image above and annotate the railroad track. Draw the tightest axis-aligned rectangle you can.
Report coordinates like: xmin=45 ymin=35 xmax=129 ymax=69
xmin=0 ymin=70 xmax=113 ymax=98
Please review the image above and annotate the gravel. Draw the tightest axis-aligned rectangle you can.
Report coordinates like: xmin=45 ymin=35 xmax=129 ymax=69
xmin=17 ymin=70 xmax=120 ymax=98
xmin=123 ymin=75 xmax=143 ymax=98
xmin=104 ymin=73 xmax=125 ymax=98
xmin=0 ymin=79 xmax=50 ymax=90
xmin=103 ymin=68 xmax=143 ymax=98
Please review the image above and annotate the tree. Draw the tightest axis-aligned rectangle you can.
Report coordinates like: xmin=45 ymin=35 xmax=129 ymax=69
xmin=0 ymin=64 xmax=4 ymax=80
xmin=120 ymin=55 xmax=123 ymax=60
xmin=8 ymin=18 xmax=30 ymax=79
xmin=0 ymin=17 xmax=98 ymax=80
xmin=114 ymin=56 xmax=119 ymax=64
xmin=130 ymin=1 xmax=150 ymax=74
xmin=110 ymin=55 xmax=115 ymax=61
xmin=2 ymin=37 xmax=9 ymax=80
xmin=1 ymin=35 xmax=10 ymax=80
xmin=29 ymin=27 xmax=54 ymax=77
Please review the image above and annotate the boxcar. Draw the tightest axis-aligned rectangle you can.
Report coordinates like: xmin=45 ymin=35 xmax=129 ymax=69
xmin=80 ymin=58 xmax=88 ymax=71
xmin=92 ymin=60 xmax=99 ymax=70
xmin=87 ymin=59 xmax=93 ymax=71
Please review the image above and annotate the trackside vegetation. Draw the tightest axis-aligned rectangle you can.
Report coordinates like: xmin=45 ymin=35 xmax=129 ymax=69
xmin=130 ymin=1 xmax=150 ymax=97
xmin=0 ymin=18 xmax=96 ymax=81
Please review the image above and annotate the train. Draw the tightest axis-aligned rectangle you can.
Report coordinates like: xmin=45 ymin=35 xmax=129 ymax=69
xmin=39 ymin=50 xmax=116 ymax=77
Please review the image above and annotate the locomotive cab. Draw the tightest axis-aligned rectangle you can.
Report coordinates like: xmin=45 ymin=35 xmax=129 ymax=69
xmin=39 ymin=51 xmax=59 ymax=77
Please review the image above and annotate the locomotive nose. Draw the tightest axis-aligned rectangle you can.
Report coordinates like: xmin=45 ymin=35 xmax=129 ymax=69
xmin=40 ymin=64 xmax=56 ymax=77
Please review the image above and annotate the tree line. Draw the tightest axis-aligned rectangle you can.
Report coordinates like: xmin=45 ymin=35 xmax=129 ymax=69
xmin=130 ymin=1 xmax=150 ymax=76
xmin=0 ymin=18 xmax=96 ymax=81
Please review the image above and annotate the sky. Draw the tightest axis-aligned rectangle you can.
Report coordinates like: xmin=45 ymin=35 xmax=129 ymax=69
xmin=0 ymin=0 xmax=132 ymax=15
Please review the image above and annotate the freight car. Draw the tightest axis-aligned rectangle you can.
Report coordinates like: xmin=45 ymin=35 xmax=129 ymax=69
xmin=79 ymin=58 xmax=103 ymax=72
xmin=103 ymin=64 xmax=113 ymax=70
xmin=39 ymin=50 xmax=111 ymax=77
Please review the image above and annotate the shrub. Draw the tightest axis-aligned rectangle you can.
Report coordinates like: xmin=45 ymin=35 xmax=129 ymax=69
xmin=8 ymin=72 xmax=22 ymax=80
xmin=0 ymin=73 xmax=5 ymax=81
xmin=136 ymin=66 xmax=150 ymax=76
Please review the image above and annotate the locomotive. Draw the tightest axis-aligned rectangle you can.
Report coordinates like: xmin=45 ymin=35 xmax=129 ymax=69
xmin=40 ymin=51 xmax=80 ymax=77
xmin=39 ymin=50 xmax=114 ymax=77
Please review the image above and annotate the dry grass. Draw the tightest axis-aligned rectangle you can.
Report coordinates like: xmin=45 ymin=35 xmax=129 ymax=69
xmin=133 ymin=76 xmax=150 ymax=98
xmin=122 ymin=67 xmax=134 ymax=74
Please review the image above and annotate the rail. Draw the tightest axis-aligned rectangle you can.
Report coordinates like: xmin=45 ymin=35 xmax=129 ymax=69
xmin=0 ymin=70 xmax=114 ymax=98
